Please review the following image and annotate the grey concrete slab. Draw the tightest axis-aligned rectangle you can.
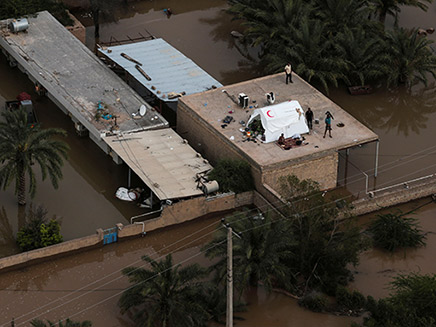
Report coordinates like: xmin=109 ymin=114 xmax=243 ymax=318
xmin=0 ymin=11 xmax=168 ymax=139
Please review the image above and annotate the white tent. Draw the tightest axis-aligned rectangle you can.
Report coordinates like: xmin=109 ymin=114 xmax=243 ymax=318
xmin=247 ymin=100 xmax=309 ymax=143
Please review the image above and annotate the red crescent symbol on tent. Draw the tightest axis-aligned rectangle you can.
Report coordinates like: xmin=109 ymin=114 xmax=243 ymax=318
xmin=266 ymin=110 xmax=274 ymax=118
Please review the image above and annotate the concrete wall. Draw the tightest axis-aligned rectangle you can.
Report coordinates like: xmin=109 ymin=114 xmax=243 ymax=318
xmin=351 ymin=178 xmax=436 ymax=216
xmin=0 ymin=192 xmax=254 ymax=273
xmin=66 ymin=12 xmax=86 ymax=44
xmin=0 ymin=229 xmax=104 ymax=272
xmin=118 ymin=191 xmax=254 ymax=238
xmin=262 ymin=153 xmax=338 ymax=191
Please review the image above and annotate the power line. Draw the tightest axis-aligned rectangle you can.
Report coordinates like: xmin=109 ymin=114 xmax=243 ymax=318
xmin=6 ymin=140 xmax=436 ymax=325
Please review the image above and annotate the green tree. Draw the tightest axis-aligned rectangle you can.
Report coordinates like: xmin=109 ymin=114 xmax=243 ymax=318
xmin=263 ymin=16 xmax=349 ymax=92
xmin=385 ymin=27 xmax=436 ymax=87
xmin=368 ymin=209 xmax=426 ymax=252
xmin=360 ymin=273 xmax=436 ymax=326
xmin=339 ymin=27 xmax=389 ymax=86
xmin=207 ymin=159 xmax=254 ymax=193
xmin=203 ymin=210 xmax=293 ymax=294
xmin=0 ymin=0 xmax=73 ymax=25
xmin=369 ymin=0 xmax=433 ymax=25
xmin=16 ymin=205 xmax=63 ymax=251
xmin=278 ymin=175 xmax=367 ymax=295
xmin=30 ymin=318 xmax=92 ymax=327
xmin=0 ymin=107 xmax=69 ymax=205
xmin=119 ymin=254 xmax=209 ymax=327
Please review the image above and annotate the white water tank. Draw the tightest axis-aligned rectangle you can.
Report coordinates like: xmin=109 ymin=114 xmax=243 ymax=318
xmin=202 ymin=180 xmax=219 ymax=194
xmin=9 ymin=18 xmax=29 ymax=33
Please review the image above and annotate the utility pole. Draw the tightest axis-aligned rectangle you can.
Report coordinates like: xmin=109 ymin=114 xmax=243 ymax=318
xmin=222 ymin=219 xmax=241 ymax=327
xmin=227 ymin=226 xmax=233 ymax=327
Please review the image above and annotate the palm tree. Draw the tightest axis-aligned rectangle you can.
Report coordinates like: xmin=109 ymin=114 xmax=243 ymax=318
xmin=263 ymin=17 xmax=349 ymax=92
xmin=385 ymin=27 xmax=436 ymax=87
xmin=30 ymin=318 xmax=92 ymax=327
xmin=203 ymin=210 xmax=293 ymax=294
xmin=0 ymin=107 xmax=69 ymax=205
xmin=119 ymin=254 xmax=209 ymax=327
xmin=278 ymin=175 xmax=365 ymax=295
xmin=339 ymin=27 xmax=389 ymax=85
xmin=369 ymin=0 xmax=433 ymax=25
xmin=312 ymin=0 xmax=373 ymax=34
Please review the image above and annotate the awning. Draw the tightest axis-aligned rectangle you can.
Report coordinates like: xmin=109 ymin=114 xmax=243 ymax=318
xmin=104 ymin=129 xmax=213 ymax=200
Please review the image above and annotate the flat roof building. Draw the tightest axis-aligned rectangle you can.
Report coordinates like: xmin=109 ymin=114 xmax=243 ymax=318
xmin=177 ymin=73 xmax=378 ymax=203
xmin=0 ymin=12 xmax=214 ymax=202
xmin=0 ymin=11 xmax=168 ymax=155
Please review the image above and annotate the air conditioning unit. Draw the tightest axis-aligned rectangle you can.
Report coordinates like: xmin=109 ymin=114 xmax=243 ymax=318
xmin=238 ymin=93 xmax=249 ymax=108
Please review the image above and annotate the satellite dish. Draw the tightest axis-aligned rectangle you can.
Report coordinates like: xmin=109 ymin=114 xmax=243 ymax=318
xmin=139 ymin=105 xmax=146 ymax=117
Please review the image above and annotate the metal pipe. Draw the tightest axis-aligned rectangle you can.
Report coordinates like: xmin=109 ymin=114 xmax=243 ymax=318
xmin=374 ymin=140 xmax=380 ymax=177
xmin=130 ymin=206 xmax=163 ymax=224
xmin=372 ymin=173 xmax=435 ymax=194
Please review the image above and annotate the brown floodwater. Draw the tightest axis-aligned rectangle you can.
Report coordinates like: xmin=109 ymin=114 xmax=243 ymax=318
xmin=0 ymin=53 xmax=147 ymax=257
xmin=1 ymin=0 xmax=436 ymax=326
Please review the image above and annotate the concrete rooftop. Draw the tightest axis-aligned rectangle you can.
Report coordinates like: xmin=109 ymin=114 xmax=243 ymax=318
xmin=179 ymin=73 xmax=378 ymax=168
xmin=0 ymin=11 xmax=167 ymax=135
xmin=104 ymin=129 xmax=212 ymax=200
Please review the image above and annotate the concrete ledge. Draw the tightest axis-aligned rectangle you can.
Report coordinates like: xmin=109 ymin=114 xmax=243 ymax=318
xmin=351 ymin=179 xmax=436 ymax=216
xmin=0 ymin=229 xmax=104 ymax=272
xmin=66 ymin=12 xmax=86 ymax=44
xmin=0 ymin=192 xmax=255 ymax=274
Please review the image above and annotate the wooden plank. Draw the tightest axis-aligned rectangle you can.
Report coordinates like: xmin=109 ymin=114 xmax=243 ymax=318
xmin=135 ymin=64 xmax=152 ymax=81
xmin=121 ymin=52 xmax=142 ymax=66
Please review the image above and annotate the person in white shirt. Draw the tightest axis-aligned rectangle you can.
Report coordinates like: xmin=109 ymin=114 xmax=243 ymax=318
xmin=284 ymin=63 xmax=293 ymax=84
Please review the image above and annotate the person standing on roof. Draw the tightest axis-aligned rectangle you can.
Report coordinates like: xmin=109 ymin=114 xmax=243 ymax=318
xmin=323 ymin=111 xmax=334 ymax=138
xmin=285 ymin=63 xmax=293 ymax=84
xmin=305 ymin=107 xmax=313 ymax=130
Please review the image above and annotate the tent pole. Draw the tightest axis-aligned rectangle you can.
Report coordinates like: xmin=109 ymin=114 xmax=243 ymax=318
xmin=128 ymin=168 xmax=131 ymax=188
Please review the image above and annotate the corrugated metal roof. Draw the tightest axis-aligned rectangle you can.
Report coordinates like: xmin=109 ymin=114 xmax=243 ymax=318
xmin=98 ymin=38 xmax=222 ymax=102
xmin=104 ymin=128 xmax=213 ymax=200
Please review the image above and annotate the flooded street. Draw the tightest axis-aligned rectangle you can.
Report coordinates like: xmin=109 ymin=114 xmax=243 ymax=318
xmin=0 ymin=0 xmax=436 ymax=326
xmin=0 ymin=213 xmax=353 ymax=327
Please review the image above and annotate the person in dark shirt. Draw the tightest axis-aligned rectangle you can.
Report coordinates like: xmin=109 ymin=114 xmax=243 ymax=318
xmin=323 ymin=111 xmax=334 ymax=138
xmin=278 ymin=133 xmax=285 ymax=145
xmin=305 ymin=107 xmax=313 ymax=130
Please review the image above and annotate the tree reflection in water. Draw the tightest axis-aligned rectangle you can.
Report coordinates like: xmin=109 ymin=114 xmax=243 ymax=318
xmin=372 ymin=82 xmax=436 ymax=136
xmin=0 ymin=206 xmax=19 ymax=258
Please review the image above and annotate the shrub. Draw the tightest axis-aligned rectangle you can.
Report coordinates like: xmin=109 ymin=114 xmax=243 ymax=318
xmin=368 ymin=210 xmax=426 ymax=252
xmin=207 ymin=159 xmax=254 ymax=193
xmin=16 ymin=206 xmax=63 ymax=251
xmin=336 ymin=286 xmax=366 ymax=311
xmin=298 ymin=291 xmax=328 ymax=312
xmin=359 ymin=273 xmax=436 ymax=326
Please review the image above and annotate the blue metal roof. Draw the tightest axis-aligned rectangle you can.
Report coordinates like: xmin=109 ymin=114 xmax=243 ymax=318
xmin=99 ymin=38 xmax=222 ymax=102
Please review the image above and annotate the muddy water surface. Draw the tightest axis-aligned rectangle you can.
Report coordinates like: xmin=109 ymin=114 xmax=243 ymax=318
xmin=1 ymin=0 xmax=436 ymax=326
xmin=0 ymin=53 xmax=145 ymax=257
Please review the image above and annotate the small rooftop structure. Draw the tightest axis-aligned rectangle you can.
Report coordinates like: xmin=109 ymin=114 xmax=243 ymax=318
xmin=97 ymin=38 xmax=222 ymax=103
xmin=104 ymin=129 xmax=213 ymax=200
xmin=177 ymin=73 xmax=379 ymax=199
xmin=0 ymin=11 xmax=167 ymax=141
